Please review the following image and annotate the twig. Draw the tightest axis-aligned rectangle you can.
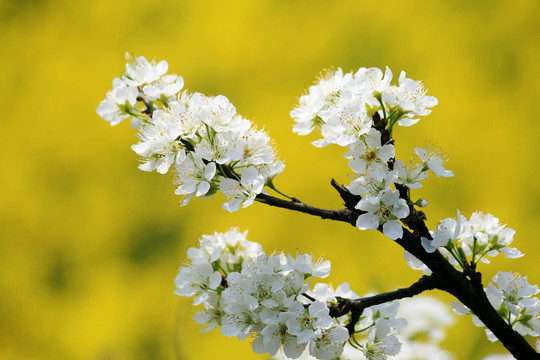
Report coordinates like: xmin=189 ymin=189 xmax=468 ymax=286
xmin=329 ymin=275 xmax=439 ymax=335
xmin=255 ymin=193 xmax=356 ymax=226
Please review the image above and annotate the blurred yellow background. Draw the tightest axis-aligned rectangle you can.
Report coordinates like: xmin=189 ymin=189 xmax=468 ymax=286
xmin=1 ymin=0 xmax=539 ymax=359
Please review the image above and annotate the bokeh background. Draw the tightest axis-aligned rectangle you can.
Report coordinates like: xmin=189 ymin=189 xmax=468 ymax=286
xmin=1 ymin=0 xmax=539 ymax=359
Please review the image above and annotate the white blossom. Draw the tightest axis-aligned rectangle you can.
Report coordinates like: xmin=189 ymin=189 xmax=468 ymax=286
xmin=255 ymin=314 xmax=307 ymax=358
xmin=306 ymin=282 xmax=360 ymax=304
xmin=131 ymin=109 xmax=186 ymax=174
xmin=422 ymin=211 xmax=522 ymax=266
xmin=345 ymin=128 xmax=394 ymax=175
xmin=291 ymin=68 xmax=354 ymax=135
xmin=97 ymin=78 xmax=139 ymax=126
xmin=355 ymin=188 xmax=409 ymax=240
xmin=465 ymin=211 xmax=522 ymax=262
xmin=220 ymin=167 xmax=266 ymax=212
xmin=193 ymin=291 xmax=222 ymax=333
xmin=348 ymin=168 xmax=397 ymax=197
xmin=142 ymin=73 xmax=184 ymax=101
xmin=173 ymin=261 xmax=222 ymax=305
xmin=362 ymin=320 xmax=402 ymax=360
xmin=194 ymin=131 xmax=244 ymax=164
xmin=286 ymin=301 xmax=333 ymax=344
xmin=220 ymin=298 xmax=261 ymax=340
xmin=174 ymin=153 xmax=216 ymax=206
xmin=309 ymin=326 xmax=349 ymax=360
xmin=394 ymin=158 xmax=427 ymax=189
xmin=486 ymin=272 xmax=539 ymax=317
xmin=354 ymin=66 xmax=393 ymax=104
xmin=123 ymin=56 xmax=168 ymax=87
xmin=314 ymin=90 xmax=372 ymax=147
xmin=382 ymin=71 xmax=438 ymax=126
xmin=422 ymin=210 xmax=468 ymax=253
xmin=452 ymin=272 xmax=540 ymax=342
xmin=287 ymin=254 xmax=331 ymax=279
xmin=414 ymin=147 xmax=453 ymax=178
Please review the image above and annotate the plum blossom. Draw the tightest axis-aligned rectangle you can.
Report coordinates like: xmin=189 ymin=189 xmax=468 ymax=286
xmin=414 ymin=147 xmax=453 ymax=178
xmin=286 ymin=301 xmax=334 ymax=345
xmin=355 ymin=188 xmax=410 ymax=240
xmin=486 ymin=272 xmax=539 ymax=318
xmin=422 ymin=211 xmax=522 ymax=268
xmin=313 ymin=90 xmax=373 ymax=147
xmin=96 ymin=78 xmax=139 ymax=126
xmin=354 ymin=66 xmax=393 ymax=104
xmin=173 ymin=262 xmax=222 ymax=305
xmin=291 ymin=68 xmax=354 ymax=135
xmin=142 ymin=74 xmax=184 ymax=101
xmin=220 ymin=167 xmax=266 ymax=212
xmin=287 ymin=254 xmax=331 ymax=279
xmin=394 ymin=158 xmax=428 ymax=189
xmin=404 ymin=251 xmax=432 ymax=275
xmin=309 ymin=326 xmax=349 ymax=360
xmin=174 ymin=153 xmax=216 ymax=206
xmin=362 ymin=320 xmax=402 ymax=360
xmin=345 ymin=128 xmax=395 ymax=175
xmin=466 ymin=211 xmax=522 ymax=261
xmin=123 ymin=55 xmax=168 ymax=86
xmin=382 ymin=71 xmax=438 ymax=126
xmin=452 ymin=272 xmax=540 ymax=342
xmin=99 ymin=55 xmax=285 ymax=212
xmin=348 ymin=168 xmax=397 ymax=197
xmin=131 ymin=109 xmax=186 ymax=174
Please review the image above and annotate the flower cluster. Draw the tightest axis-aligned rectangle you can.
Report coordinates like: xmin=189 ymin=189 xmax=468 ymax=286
xmin=451 ymin=272 xmax=540 ymax=349
xmin=100 ymin=58 xmax=540 ymax=358
xmin=175 ymin=227 xmax=358 ymax=359
xmin=306 ymin=282 xmax=406 ymax=359
xmin=272 ymin=295 xmax=457 ymax=360
xmin=418 ymin=210 xmax=522 ymax=270
xmin=97 ymin=55 xmax=284 ymax=211
xmin=291 ymin=67 xmax=437 ymax=139
xmin=292 ymin=67 xmax=451 ymax=240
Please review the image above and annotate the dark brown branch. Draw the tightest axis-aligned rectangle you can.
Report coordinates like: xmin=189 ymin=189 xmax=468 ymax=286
xmin=255 ymin=193 xmax=356 ymax=225
xmin=329 ymin=275 xmax=439 ymax=335
xmin=394 ymin=182 xmax=432 ymax=240
xmin=330 ymin=178 xmax=361 ymax=211
xmin=137 ymin=82 xmax=538 ymax=358
xmin=257 ymin=185 xmax=540 ymax=359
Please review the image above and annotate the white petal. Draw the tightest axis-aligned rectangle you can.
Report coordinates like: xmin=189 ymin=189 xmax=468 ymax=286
xmin=383 ymin=220 xmax=403 ymax=240
xmin=356 ymin=213 xmax=379 ymax=230
xmin=195 ymin=182 xmax=210 ymax=197
xmin=421 ymin=237 xmax=438 ymax=253
xmin=209 ymin=272 xmax=222 ymax=289
xmin=205 ymin=162 xmax=217 ymax=180
xmin=393 ymin=200 xmax=410 ymax=219
xmin=222 ymin=198 xmax=241 ymax=213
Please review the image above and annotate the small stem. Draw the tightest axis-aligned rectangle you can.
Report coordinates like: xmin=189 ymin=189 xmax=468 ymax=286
xmin=267 ymin=182 xmax=292 ymax=200
xmin=354 ymin=322 xmax=375 ymax=334
xmin=377 ymin=97 xmax=387 ymax=121
xmin=329 ymin=275 xmax=438 ymax=336
xmin=350 ymin=333 xmax=363 ymax=349
xmin=472 ymin=236 xmax=478 ymax=265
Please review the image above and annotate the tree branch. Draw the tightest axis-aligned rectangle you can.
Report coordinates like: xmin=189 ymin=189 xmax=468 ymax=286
xmin=256 ymin=184 xmax=540 ymax=359
xmin=329 ymin=275 xmax=439 ymax=335
xmin=255 ymin=193 xmax=357 ymax=226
